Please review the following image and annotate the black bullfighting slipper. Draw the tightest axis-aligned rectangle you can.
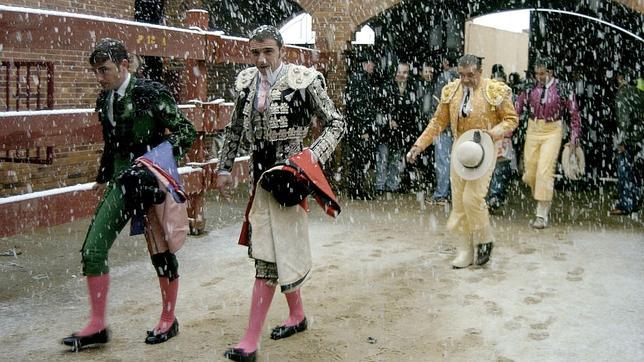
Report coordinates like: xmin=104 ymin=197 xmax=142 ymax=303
xmin=475 ymin=243 xmax=493 ymax=266
xmin=223 ymin=347 xmax=257 ymax=362
xmin=145 ymin=319 xmax=179 ymax=344
xmin=270 ymin=317 xmax=308 ymax=340
xmin=62 ymin=328 xmax=110 ymax=352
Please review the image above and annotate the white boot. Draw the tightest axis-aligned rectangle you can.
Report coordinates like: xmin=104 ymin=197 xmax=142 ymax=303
xmin=532 ymin=201 xmax=551 ymax=229
xmin=452 ymin=237 xmax=474 ymax=268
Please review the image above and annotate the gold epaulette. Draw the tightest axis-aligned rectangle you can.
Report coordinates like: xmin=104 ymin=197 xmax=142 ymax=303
xmin=483 ymin=79 xmax=511 ymax=106
xmin=287 ymin=64 xmax=321 ymax=90
xmin=235 ymin=67 xmax=258 ymax=92
xmin=440 ymin=79 xmax=461 ymax=103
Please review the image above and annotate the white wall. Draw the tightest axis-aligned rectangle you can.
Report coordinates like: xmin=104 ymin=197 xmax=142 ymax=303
xmin=464 ymin=22 xmax=530 ymax=79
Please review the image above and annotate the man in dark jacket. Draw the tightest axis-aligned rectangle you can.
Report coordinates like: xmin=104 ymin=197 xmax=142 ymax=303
xmin=410 ymin=61 xmax=438 ymax=195
xmin=376 ymin=62 xmax=417 ymax=193
xmin=427 ymin=55 xmax=458 ymax=204
xmin=344 ymin=53 xmax=380 ymax=199
xmin=62 ymin=38 xmax=196 ymax=351
xmin=611 ymin=71 xmax=644 ymax=215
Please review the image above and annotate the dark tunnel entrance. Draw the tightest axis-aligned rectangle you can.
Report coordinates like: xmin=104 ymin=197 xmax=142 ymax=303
xmin=346 ymin=0 xmax=643 ymax=186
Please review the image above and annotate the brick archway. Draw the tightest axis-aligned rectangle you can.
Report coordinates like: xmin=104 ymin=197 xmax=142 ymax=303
xmin=292 ymin=0 xmax=641 ymax=102
xmin=297 ymin=0 xmax=401 ymax=53
xmin=296 ymin=0 xmax=641 ymax=54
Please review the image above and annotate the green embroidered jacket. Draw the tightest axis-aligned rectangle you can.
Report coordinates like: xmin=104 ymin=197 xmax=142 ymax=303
xmin=95 ymin=77 xmax=196 ymax=183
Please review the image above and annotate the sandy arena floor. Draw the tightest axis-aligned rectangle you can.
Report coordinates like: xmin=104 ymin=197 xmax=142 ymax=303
xmin=1 ymin=185 xmax=643 ymax=361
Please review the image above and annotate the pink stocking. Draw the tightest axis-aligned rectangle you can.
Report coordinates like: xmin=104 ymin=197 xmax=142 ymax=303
xmin=153 ymin=277 xmax=179 ymax=333
xmin=234 ymin=279 xmax=276 ymax=353
xmin=282 ymin=289 xmax=305 ymax=327
xmin=77 ymin=274 xmax=110 ymax=336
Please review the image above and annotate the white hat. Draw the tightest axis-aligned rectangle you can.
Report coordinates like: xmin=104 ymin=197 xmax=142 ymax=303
xmin=561 ymin=144 xmax=585 ymax=180
xmin=451 ymin=129 xmax=496 ymax=180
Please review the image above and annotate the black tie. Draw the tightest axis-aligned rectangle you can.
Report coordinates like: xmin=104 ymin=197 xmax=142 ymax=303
xmin=112 ymin=92 xmax=119 ymax=109
xmin=540 ymin=85 xmax=547 ymax=104
xmin=111 ymin=92 xmax=120 ymax=122
xmin=461 ymin=88 xmax=470 ymax=118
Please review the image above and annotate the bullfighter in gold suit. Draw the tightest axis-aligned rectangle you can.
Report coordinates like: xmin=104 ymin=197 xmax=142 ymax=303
xmin=407 ymin=54 xmax=518 ymax=268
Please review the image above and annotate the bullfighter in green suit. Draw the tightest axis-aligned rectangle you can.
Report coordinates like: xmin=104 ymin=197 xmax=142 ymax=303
xmin=62 ymin=38 xmax=196 ymax=351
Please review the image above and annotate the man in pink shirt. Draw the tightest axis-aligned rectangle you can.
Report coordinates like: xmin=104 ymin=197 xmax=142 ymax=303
xmin=515 ymin=58 xmax=582 ymax=228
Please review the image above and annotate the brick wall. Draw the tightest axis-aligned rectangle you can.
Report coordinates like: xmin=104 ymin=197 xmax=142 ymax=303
xmin=0 ymin=56 xmax=201 ymax=197
xmin=0 ymin=143 xmax=102 ymax=197
xmin=305 ymin=0 xmax=402 ymax=105
xmin=1 ymin=45 xmax=102 ymax=197
xmin=207 ymin=63 xmax=245 ymax=100
xmin=2 ymin=48 xmax=100 ymax=110
xmin=5 ymin=0 xmax=134 ymax=19
xmin=0 ymin=2 xmax=209 ymax=197
xmin=164 ymin=0 xmax=204 ymax=27
xmin=1 ymin=0 xmax=136 ymax=110
xmin=0 ymin=1 xmax=130 ymax=196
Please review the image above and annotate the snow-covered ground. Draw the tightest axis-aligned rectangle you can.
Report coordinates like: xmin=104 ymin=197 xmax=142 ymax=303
xmin=0 ymin=186 xmax=642 ymax=361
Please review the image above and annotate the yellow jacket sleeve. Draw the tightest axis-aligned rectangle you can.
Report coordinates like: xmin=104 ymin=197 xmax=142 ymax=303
xmin=413 ymin=105 xmax=449 ymax=151
xmin=489 ymin=85 xmax=518 ymax=136
xmin=413 ymin=81 xmax=457 ymax=151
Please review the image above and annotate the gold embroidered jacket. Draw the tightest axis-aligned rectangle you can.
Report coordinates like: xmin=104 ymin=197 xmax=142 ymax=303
xmin=413 ymin=78 xmax=518 ymax=151
xmin=218 ymin=63 xmax=345 ymax=172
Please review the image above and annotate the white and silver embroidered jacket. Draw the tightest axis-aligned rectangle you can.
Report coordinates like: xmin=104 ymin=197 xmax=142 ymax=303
xmin=218 ymin=63 xmax=345 ymax=173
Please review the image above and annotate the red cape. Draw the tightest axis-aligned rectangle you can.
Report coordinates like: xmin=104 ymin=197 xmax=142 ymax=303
xmin=238 ymin=148 xmax=340 ymax=246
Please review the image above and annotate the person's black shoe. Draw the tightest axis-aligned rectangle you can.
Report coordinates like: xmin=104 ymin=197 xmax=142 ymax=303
xmin=610 ymin=207 xmax=631 ymax=215
xmin=475 ymin=243 xmax=493 ymax=266
xmin=270 ymin=318 xmax=308 ymax=340
xmin=488 ymin=205 xmax=504 ymax=215
xmin=145 ymin=319 xmax=179 ymax=344
xmin=224 ymin=347 xmax=257 ymax=362
xmin=62 ymin=329 xmax=110 ymax=352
